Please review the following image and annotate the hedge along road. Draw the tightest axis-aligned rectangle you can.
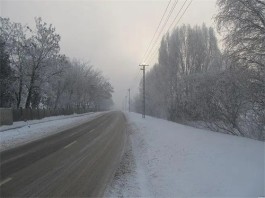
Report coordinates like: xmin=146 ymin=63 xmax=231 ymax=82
xmin=0 ymin=111 xmax=127 ymax=197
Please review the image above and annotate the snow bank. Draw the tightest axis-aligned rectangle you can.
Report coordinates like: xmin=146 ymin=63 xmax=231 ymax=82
xmin=107 ymin=112 xmax=265 ymax=197
xmin=0 ymin=112 xmax=105 ymax=151
xmin=0 ymin=112 xmax=96 ymax=132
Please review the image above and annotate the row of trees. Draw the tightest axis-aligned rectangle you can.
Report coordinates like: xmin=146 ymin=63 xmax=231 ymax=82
xmin=0 ymin=17 xmax=113 ymax=110
xmin=133 ymin=0 xmax=264 ymax=141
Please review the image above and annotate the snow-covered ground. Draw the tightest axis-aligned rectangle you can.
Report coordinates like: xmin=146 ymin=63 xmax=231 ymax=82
xmin=106 ymin=112 xmax=265 ymax=198
xmin=0 ymin=112 xmax=105 ymax=151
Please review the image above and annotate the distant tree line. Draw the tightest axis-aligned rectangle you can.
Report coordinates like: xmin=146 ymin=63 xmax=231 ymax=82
xmin=0 ymin=17 xmax=113 ymax=111
xmin=133 ymin=0 xmax=264 ymax=141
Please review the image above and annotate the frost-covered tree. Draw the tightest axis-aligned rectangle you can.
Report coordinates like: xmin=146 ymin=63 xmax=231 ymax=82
xmin=0 ymin=39 xmax=14 ymax=107
xmin=134 ymin=23 xmax=264 ymax=140
xmin=216 ymin=0 xmax=265 ymax=70
xmin=216 ymin=0 xmax=265 ymax=140
xmin=0 ymin=17 xmax=114 ymax=111
xmin=45 ymin=59 xmax=113 ymax=110
xmin=149 ymin=24 xmax=222 ymax=121
xmin=0 ymin=18 xmax=27 ymax=108
xmin=24 ymin=17 xmax=65 ymax=108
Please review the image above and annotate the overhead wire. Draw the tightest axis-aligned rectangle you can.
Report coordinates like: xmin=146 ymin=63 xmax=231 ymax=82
xmin=143 ymin=0 xmax=179 ymax=63
xmin=135 ymin=0 xmax=174 ymax=95
xmin=146 ymin=0 xmax=193 ymax=66
xmin=146 ymin=0 xmax=191 ymax=65
xmin=133 ymin=0 xmax=194 ymax=111
xmin=141 ymin=0 xmax=172 ymax=63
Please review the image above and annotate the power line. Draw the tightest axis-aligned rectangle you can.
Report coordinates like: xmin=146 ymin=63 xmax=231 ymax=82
xmin=135 ymin=0 xmax=193 ymax=115
xmin=168 ymin=0 xmax=190 ymax=34
xmin=147 ymin=0 xmax=193 ymax=66
xmin=146 ymin=0 xmax=191 ymax=65
xmin=143 ymin=0 xmax=179 ymax=63
xmin=141 ymin=0 xmax=172 ymax=62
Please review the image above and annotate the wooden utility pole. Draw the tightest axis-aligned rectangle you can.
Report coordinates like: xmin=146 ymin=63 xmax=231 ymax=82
xmin=139 ymin=63 xmax=148 ymax=118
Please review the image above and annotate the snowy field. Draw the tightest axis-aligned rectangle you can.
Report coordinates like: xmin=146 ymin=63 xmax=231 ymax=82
xmin=106 ymin=112 xmax=265 ymax=198
xmin=0 ymin=112 xmax=105 ymax=151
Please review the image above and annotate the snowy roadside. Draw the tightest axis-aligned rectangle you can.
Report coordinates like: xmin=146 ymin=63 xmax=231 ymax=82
xmin=105 ymin=120 xmax=151 ymax=197
xmin=0 ymin=112 xmax=106 ymax=152
xmin=0 ymin=112 xmax=96 ymax=132
xmin=106 ymin=112 xmax=265 ymax=197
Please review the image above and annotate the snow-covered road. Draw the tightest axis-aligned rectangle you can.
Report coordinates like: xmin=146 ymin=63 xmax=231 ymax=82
xmin=106 ymin=112 xmax=265 ymax=197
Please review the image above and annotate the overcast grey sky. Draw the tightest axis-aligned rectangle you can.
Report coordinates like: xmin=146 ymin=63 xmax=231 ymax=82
xmin=1 ymin=0 xmax=218 ymax=109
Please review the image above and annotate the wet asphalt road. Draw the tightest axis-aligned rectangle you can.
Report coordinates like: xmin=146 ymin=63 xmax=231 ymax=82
xmin=0 ymin=111 xmax=126 ymax=197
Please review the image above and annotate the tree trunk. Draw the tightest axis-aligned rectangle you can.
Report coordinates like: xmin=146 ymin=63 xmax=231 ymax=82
xmin=16 ymin=76 xmax=23 ymax=109
xmin=25 ymin=69 xmax=35 ymax=109
xmin=25 ymin=86 xmax=32 ymax=109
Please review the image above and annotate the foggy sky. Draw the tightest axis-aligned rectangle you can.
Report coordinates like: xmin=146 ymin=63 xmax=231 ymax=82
xmin=1 ymin=0 xmax=218 ymax=109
